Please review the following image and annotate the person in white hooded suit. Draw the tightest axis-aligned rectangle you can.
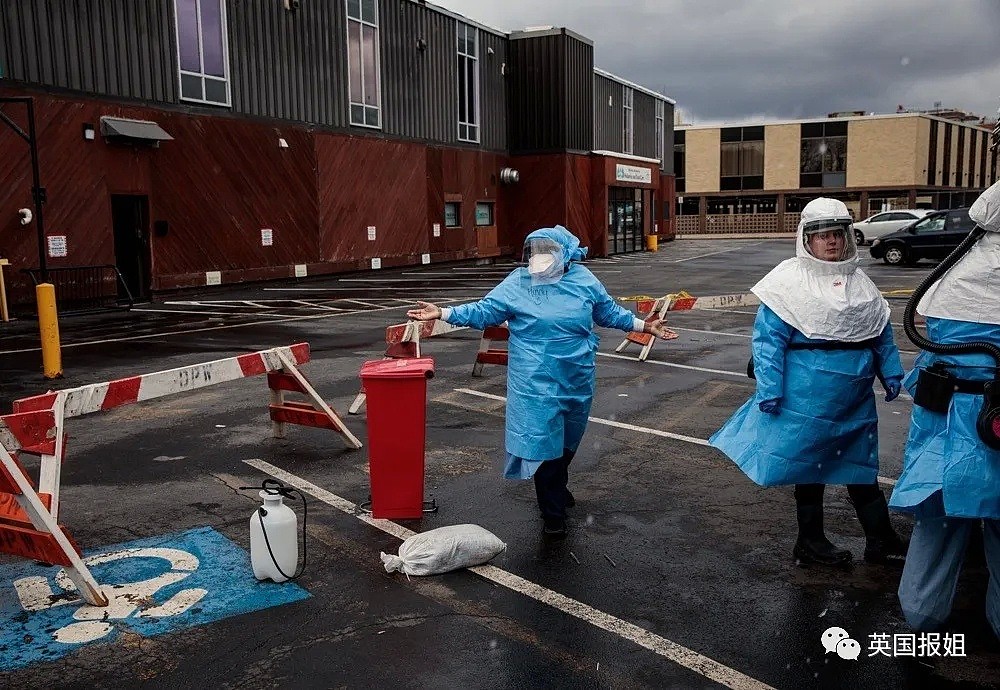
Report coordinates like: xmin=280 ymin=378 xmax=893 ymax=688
xmin=711 ymin=198 xmax=907 ymax=566
xmin=891 ymin=179 xmax=1000 ymax=638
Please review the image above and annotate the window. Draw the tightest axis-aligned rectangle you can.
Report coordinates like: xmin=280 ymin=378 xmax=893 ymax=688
xmin=622 ymin=86 xmax=634 ymax=154
xmin=956 ymin=127 xmax=966 ymax=187
xmin=942 ymin=124 xmax=953 ymax=185
xmin=674 ymin=130 xmax=685 ymax=193
xmin=444 ymin=202 xmax=460 ymax=228
xmin=913 ymin=215 xmax=945 ymax=234
xmin=174 ymin=0 xmax=230 ymax=106
xmin=655 ymin=100 xmax=665 ymax=165
xmin=476 ymin=201 xmax=494 ymax=227
xmin=347 ymin=0 xmax=381 ymax=128
xmin=475 ymin=202 xmax=494 ymax=227
xmin=980 ymin=129 xmax=989 ymax=187
xmin=946 ymin=210 xmax=975 ymax=233
xmin=720 ymin=127 xmax=764 ymax=191
xmin=457 ymin=24 xmax=479 ymax=143
xmin=968 ymin=130 xmax=977 ymax=188
xmin=800 ymin=121 xmax=847 ymax=188
xmin=927 ymin=120 xmax=939 ymax=186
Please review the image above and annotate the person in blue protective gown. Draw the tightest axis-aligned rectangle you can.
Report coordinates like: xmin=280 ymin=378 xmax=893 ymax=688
xmin=891 ymin=180 xmax=1000 ymax=638
xmin=406 ymin=226 xmax=672 ymax=538
xmin=710 ymin=197 xmax=908 ymax=566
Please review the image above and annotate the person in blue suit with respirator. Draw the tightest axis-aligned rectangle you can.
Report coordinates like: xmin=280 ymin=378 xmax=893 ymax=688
xmin=710 ymin=197 xmax=908 ymax=567
xmin=891 ymin=179 xmax=1000 ymax=638
xmin=407 ymin=226 xmax=672 ymax=538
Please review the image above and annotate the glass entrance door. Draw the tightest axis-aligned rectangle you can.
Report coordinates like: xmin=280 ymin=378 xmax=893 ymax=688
xmin=608 ymin=187 xmax=649 ymax=254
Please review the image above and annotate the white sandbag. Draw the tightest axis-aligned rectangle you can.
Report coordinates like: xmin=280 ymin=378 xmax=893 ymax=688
xmin=380 ymin=524 xmax=506 ymax=576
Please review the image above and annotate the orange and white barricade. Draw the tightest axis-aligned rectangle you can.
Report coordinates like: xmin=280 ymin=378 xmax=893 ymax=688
xmin=616 ymin=291 xmax=761 ymax=361
xmin=350 ymin=318 xmax=514 ymax=413
xmin=0 ymin=342 xmax=358 ymax=607
xmin=471 ymin=326 xmax=509 ymax=377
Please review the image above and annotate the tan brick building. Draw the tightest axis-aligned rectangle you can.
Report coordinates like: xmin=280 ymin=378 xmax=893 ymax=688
xmin=674 ymin=113 xmax=998 ymax=235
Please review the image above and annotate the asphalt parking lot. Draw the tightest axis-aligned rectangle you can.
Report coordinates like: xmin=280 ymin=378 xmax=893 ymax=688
xmin=1 ymin=238 xmax=998 ymax=689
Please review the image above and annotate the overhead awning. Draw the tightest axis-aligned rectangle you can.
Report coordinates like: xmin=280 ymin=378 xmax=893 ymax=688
xmin=100 ymin=116 xmax=173 ymax=142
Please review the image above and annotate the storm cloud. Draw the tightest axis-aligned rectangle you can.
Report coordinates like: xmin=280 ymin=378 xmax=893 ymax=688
xmin=436 ymin=0 xmax=1000 ymax=125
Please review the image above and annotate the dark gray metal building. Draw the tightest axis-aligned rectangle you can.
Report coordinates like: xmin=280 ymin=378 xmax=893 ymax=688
xmin=1 ymin=0 xmax=676 ymax=303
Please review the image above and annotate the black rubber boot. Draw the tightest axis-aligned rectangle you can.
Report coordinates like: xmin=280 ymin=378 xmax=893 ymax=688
xmin=793 ymin=503 xmax=853 ymax=566
xmin=854 ymin=494 xmax=908 ymax=565
xmin=565 ymin=490 xmax=575 ymax=508
xmin=543 ymin=517 xmax=567 ymax=539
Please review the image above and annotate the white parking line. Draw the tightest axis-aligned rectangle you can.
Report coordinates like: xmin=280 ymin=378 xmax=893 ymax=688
xmin=263 ymin=286 xmax=490 ymax=291
xmin=0 ymin=299 xmax=469 ymax=355
xmin=672 ymin=244 xmax=763 ymax=263
xmin=451 ymin=388 xmax=898 ymax=488
xmin=598 ymin=352 xmax=746 ymax=377
xmin=291 ymin=300 xmax=349 ymax=311
xmin=599 ymin=352 xmax=914 ymax=402
xmin=131 ymin=307 xmax=305 ymax=318
xmin=455 ymin=388 xmax=711 ymax=447
xmin=336 ymin=278 xmax=500 ymax=284
xmin=336 ymin=298 xmax=387 ymax=309
xmin=243 ymin=458 xmax=775 ymax=690
xmin=401 ymin=271 xmax=509 ymax=277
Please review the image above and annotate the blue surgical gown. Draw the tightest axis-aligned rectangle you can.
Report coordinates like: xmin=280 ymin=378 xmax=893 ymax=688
xmin=710 ymin=304 xmax=904 ymax=486
xmin=444 ymin=264 xmax=635 ymax=479
xmin=889 ymin=317 xmax=1000 ymax=518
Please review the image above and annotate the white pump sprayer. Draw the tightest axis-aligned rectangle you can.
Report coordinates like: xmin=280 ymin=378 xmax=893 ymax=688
xmin=243 ymin=479 xmax=307 ymax=583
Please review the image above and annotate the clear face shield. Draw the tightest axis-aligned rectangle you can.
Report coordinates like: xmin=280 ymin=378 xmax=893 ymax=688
xmin=802 ymin=217 xmax=856 ymax=262
xmin=522 ymin=238 xmax=566 ymax=285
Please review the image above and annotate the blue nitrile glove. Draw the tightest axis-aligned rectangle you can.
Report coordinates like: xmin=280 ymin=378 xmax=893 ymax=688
xmin=884 ymin=377 xmax=902 ymax=402
xmin=758 ymin=398 xmax=781 ymax=414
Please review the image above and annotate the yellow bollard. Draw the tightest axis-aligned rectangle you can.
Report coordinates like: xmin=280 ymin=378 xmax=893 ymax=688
xmin=0 ymin=258 xmax=10 ymax=322
xmin=645 ymin=234 xmax=658 ymax=252
xmin=36 ymin=283 xmax=63 ymax=379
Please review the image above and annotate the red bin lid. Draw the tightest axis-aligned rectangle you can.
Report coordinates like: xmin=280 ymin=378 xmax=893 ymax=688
xmin=359 ymin=357 xmax=435 ymax=380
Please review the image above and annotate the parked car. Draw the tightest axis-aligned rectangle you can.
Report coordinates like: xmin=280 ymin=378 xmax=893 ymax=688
xmin=852 ymin=209 xmax=931 ymax=246
xmin=869 ymin=208 xmax=976 ymax=265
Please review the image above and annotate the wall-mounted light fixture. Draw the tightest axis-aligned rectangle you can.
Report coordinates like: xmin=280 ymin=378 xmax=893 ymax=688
xmin=416 ymin=38 xmax=427 ymax=51
xmin=82 ymin=123 xmax=95 ymax=141
xmin=278 ymin=138 xmax=289 ymax=148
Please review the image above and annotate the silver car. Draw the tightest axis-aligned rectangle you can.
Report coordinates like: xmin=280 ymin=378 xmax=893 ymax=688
xmin=852 ymin=209 xmax=931 ymax=245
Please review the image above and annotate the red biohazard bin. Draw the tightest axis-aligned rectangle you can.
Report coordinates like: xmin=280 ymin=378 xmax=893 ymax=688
xmin=359 ymin=357 xmax=436 ymax=518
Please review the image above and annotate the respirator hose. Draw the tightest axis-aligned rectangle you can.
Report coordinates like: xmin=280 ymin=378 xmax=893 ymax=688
xmin=903 ymin=225 xmax=1000 ymax=364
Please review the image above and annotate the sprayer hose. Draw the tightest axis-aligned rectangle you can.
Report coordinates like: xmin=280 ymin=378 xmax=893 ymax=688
xmin=903 ymin=226 xmax=1000 ymax=364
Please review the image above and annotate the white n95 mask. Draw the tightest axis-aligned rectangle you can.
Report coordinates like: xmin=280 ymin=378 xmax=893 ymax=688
xmin=528 ymin=254 xmax=556 ymax=275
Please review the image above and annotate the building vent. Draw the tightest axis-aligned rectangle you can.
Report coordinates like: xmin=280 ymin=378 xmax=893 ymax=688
xmin=500 ymin=168 xmax=520 ymax=185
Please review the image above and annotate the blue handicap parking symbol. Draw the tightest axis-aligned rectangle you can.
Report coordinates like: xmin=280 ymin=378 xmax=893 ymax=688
xmin=0 ymin=526 xmax=310 ymax=671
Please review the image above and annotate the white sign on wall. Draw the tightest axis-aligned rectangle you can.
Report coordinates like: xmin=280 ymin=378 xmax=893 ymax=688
xmin=294 ymin=264 xmax=307 ymax=278
xmin=367 ymin=226 xmax=377 ymax=241
xmin=46 ymin=236 xmax=67 ymax=258
xmin=371 ymin=258 xmax=381 ymax=270
xmin=615 ymin=164 xmax=652 ymax=184
xmin=432 ymin=223 xmax=441 ymax=238
xmin=261 ymin=228 xmax=273 ymax=246
xmin=421 ymin=253 xmax=431 ymax=264
xmin=205 ymin=271 xmax=221 ymax=286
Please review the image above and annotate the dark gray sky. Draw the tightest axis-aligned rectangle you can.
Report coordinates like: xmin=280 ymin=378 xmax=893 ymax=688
xmin=436 ymin=0 xmax=1000 ymax=125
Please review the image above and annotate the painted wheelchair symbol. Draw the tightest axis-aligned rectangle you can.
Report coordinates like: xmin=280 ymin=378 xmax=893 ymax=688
xmin=13 ymin=547 xmax=208 ymax=644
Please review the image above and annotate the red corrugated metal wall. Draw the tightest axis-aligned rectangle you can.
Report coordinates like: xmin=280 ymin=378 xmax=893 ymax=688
xmin=0 ymin=89 xmax=509 ymax=304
